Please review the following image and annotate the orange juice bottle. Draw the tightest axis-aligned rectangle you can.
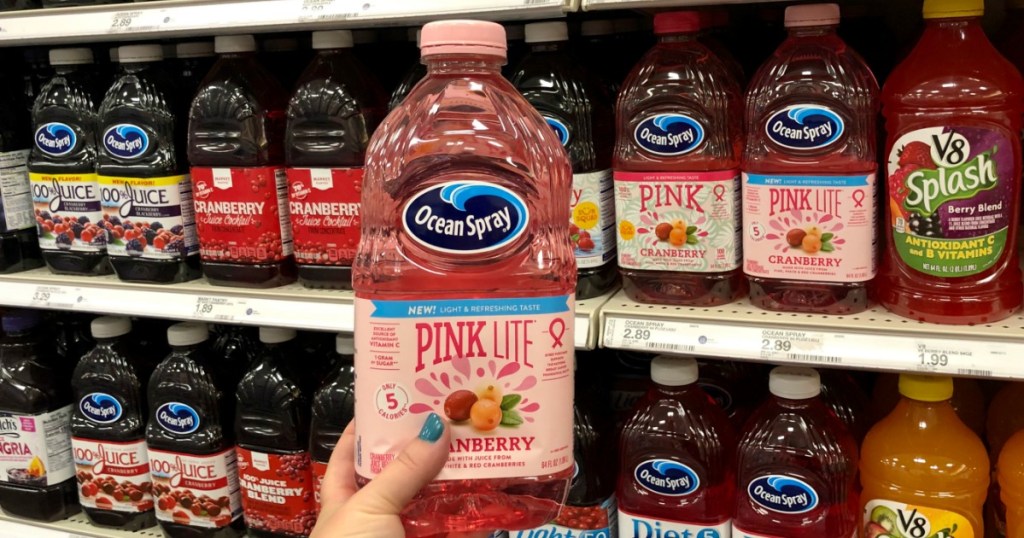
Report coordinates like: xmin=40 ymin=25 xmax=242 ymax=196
xmin=998 ymin=430 xmax=1024 ymax=538
xmin=861 ymin=374 xmax=989 ymax=538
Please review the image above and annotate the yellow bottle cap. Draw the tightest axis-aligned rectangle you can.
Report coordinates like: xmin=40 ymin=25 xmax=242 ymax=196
xmin=899 ymin=374 xmax=954 ymax=402
xmin=923 ymin=0 xmax=984 ymax=19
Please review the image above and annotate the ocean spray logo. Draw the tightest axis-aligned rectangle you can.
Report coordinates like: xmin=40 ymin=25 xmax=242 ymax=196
xmin=544 ymin=116 xmax=570 ymax=146
xmin=79 ymin=393 xmax=123 ymax=424
xmin=634 ymin=114 xmax=705 ymax=156
xmin=35 ymin=122 xmax=76 ymax=157
xmin=748 ymin=475 xmax=819 ymax=514
xmin=155 ymin=402 xmax=200 ymax=434
xmin=765 ymin=105 xmax=845 ymax=150
xmin=634 ymin=459 xmax=700 ymax=496
xmin=402 ymin=181 xmax=529 ymax=254
xmin=103 ymin=124 xmax=149 ymax=159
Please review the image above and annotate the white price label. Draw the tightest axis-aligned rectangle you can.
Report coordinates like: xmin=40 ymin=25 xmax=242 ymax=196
xmin=193 ymin=296 xmax=248 ymax=322
xmin=297 ymin=0 xmax=363 ymax=22
xmin=29 ymin=285 xmax=83 ymax=309
xmin=912 ymin=339 xmax=997 ymax=377
xmin=574 ymin=314 xmax=589 ymax=349
xmin=604 ymin=318 xmax=695 ymax=354
xmin=108 ymin=9 xmax=168 ymax=33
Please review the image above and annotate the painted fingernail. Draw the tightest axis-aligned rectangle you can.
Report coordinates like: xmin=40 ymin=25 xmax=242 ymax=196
xmin=418 ymin=413 xmax=444 ymax=443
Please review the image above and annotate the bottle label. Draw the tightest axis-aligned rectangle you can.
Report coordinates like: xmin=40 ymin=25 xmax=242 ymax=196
xmin=148 ymin=447 xmax=243 ymax=529
xmin=353 ymin=295 xmax=574 ymax=480
xmin=236 ymin=447 xmax=316 ymax=537
xmin=71 ymin=437 xmax=154 ymax=513
xmin=154 ymin=402 xmax=200 ymax=435
xmin=746 ymin=475 xmax=818 ymax=514
xmin=506 ymin=495 xmax=618 ymax=537
xmin=287 ymin=167 xmax=362 ymax=267
xmin=572 ymin=169 xmax=615 ymax=269
xmin=0 ymin=406 xmax=75 ymax=487
xmin=887 ymin=126 xmax=1012 ymax=277
xmin=732 ymin=525 xmax=854 ymax=538
xmin=79 ymin=392 xmax=123 ymax=424
xmin=312 ymin=460 xmax=327 ymax=513
xmin=634 ymin=459 xmax=700 ymax=496
xmin=101 ymin=124 xmax=150 ymax=160
xmin=401 ymin=181 xmax=530 ymax=254
xmin=34 ymin=122 xmax=78 ymax=157
xmin=864 ymin=499 xmax=973 ymax=538
xmin=190 ymin=167 xmax=294 ymax=264
xmin=99 ymin=174 xmax=198 ymax=260
xmin=0 ymin=150 xmax=34 ymax=233
xmin=742 ymin=172 xmax=877 ymax=282
xmin=614 ymin=170 xmax=740 ymax=272
xmin=29 ymin=172 xmax=105 ymax=252
xmin=618 ymin=509 xmax=729 ymax=538
xmin=764 ymin=105 xmax=845 ymax=151
xmin=633 ymin=114 xmax=705 ymax=156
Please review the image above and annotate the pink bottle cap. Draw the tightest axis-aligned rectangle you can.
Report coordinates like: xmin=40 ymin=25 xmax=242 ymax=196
xmin=653 ymin=11 xmax=702 ymax=35
xmin=420 ymin=20 xmax=507 ymax=59
xmin=785 ymin=3 xmax=841 ymax=28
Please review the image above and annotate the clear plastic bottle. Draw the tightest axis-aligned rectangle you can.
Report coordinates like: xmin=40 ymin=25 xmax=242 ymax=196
xmin=175 ymin=42 xmax=215 ymax=105
xmin=817 ymin=368 xmax=873 ymax=443
xmin=999 ymin=429 xmax=1024 ymax=538
xmin=309 ymin=334 xmax=354 ymax=513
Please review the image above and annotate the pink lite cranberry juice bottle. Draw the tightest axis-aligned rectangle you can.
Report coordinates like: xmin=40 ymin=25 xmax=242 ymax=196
xmin=354 ymin=20 xmax=575 ymax=536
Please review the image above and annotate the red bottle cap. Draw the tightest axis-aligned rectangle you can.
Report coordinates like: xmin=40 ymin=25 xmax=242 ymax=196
xmin=653 ymin=12 xmax=703 ymax=35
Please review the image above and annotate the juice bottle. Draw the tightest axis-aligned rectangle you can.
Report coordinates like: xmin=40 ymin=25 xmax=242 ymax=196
xmin=146 ymin=322 xmax=244 ymax=538
xmin=188 ymin=35 xmax=295 ymax=288
xmin=872 ymin=373 xmax=986 ymax=438
xmin=510 ymin=21 xmax=617 ymax=300
xmin=701 ymin=9 xmax=745 ymax=87
xmin=818 ymin=368 xmax=873 ymax=443
xmin=309 ymin=334 xmax=354 ymax=512
xmin=697 ymin=358 xmax=765 ymax=430
xmin=742 ymin=4 xmax=879 ymax=314
xmin=355 ymin=20 xmax=575 ymax=535
xmin=999 ymin=430 xmax=1024 ymax=538
xmin=286 ymin=30 xmax=385 ymax=289
xmin=209 ymin=324 xmax=258 ymax=391
xmin=235 ymin=327 xmax=316 ymax=537
xmin=617 ymin=355 xmax=736 ymax=537
xmin=609 ymin=350 xmax=652 ymax=431
xmin=29 ymin=48 xmax=110 ymax=276
xmin=0 ymin=57 xmax=43 ymax=274
xmin=70 ymin=316 xmax=156 ymax=530
xmin=733 ymin=367 xmax=858 ymax=538
xmin=260 ymin=37 xmax=306 ymax=90
xmin=987 ymin=383 xmax=1024 ymax=538
xmin=861 ymin=374 xmax=989 ymax=538
xmin=613 ymin=11 xmax=745 ymax=306
xmin=876 ymin=0 xmax=1024 ymax=324
xmin=175 ymin=42 xmax=215 ymax=108
xmin=51 ymin=313 xmax=95 ymax=382
xmin=388 ymin=29 xmax=426 ymax=111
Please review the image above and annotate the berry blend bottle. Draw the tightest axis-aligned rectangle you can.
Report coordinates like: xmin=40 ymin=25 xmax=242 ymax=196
xmin=309 ymin=334 xmax=354 ymax=513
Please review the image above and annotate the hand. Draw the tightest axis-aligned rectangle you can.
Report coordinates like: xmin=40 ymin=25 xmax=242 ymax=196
xmin=312 ymin=413 xmax=494 ymax=538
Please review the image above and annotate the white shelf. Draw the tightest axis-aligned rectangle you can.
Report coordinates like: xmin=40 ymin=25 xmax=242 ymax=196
xmin=0 ymin=511 xmax=163 ymax=538
xmin=575 ymin=287 xmax=616 ymax=350
xmin=582 ymin=0 xmax=780 ymax=10
xmin=600 ymin=290 xmax=1024 ymax=380
xmin=0 ymin=0 xmax=577 ymax=45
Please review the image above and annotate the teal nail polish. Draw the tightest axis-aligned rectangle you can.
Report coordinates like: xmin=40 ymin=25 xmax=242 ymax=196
xmin=419 ymin=413 xmax=444 ymax=443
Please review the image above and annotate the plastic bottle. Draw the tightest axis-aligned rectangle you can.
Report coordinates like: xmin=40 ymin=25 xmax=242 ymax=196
xmin=0 ymin=57 xmax=43 ymax=274
xmin=614 ymin=11 xmax=745 ymax=306
xmin=742 ymin=4 xmax=879 ymax=314
xmin=989 ymin=383 xmax=1024 ymax=538
xmin=70 ymin=316 xmax=156 ymax=530
xmin=286 ymin=30 xmax=385 ymax=289
xmin=861 ymin=374 xmax=989 ymax=538
xmin=387 ymin=30 xmax=425 ymax=111
xmin=209 ymin=324 xmax=258 ymax=391
xmin=188 ymin=34 xmax=294 ymax=288
xmin=697 ymin=358 xmax=765 ymax=430
xmin=617 ymin=355 xmax=736 ymax=537
xmin=999 ymin=430 xmax=1024 ymax=538
xmin=355 ymin=20 xmax=575 ymax=536
xmin=261 ymin=37 xmax=306 ymax=90
xmin=146 ymin=322 xmax=244 ymax=538
xmin=818 ymin=368 xmax=873 ymax=443
xmin=29 ymin=48 xmax=110 ymax=276
xmin=872 ymin=373 xmax=986 ymax=438
xmin=701 ymin=10 xmax=745 ymax=87
xmin=609 ymin=350 xmax=653 ymax=431
xmin=309 ymin=333 xmax=353 ymax=512
xmin=0 ymin=309 xmax=78 ymax=521
xmin=175 ymin=42 xmax=215 ymax=105
xmin=235 ymin=327 xmax=316 ymax=537
xmin=21 ymin=48 xmax=53 ymax=114
xmin=876 ymin=0 xmax=1024 ymax=324
xmin=510 ymin=21 xmax=617 ymax=300
xmin=578 ymin=20 xmax=623 ymax=96
xmin=51 ymin=313 xmax=95 ymax=381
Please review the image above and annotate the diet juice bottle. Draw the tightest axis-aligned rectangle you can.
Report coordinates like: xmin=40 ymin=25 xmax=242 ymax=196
xmin=355 ymin=20 xmax=575 ymax=536
xmin=309 ymin=334 xmax=354 ymax=513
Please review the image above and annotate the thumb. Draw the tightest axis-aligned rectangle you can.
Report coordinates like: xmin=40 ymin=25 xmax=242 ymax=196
xmin=352 ymin=412 xmax=451 ymax=516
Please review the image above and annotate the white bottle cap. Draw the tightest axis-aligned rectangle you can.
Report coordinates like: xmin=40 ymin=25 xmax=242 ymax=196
xmin=353 ymin=29 xmax=377 ymax=44
xmin=118 ymin=44 xmax=163 ymax=63
xmin=769 ymin=366 xmax=821 ymax=399
xmin=215 ymin=35 xmax=257 ymax=54
xmin=504 ymin=24 xmax=525 ymax=42
xmin=651 ymin=355 xmax=699 ymax=386
xmin=312 ymin=30 xmax=354 ymax=50
xmin=525 ymin=21 xmax=569 ymax=44
xmin=260 ymin=327 xmax=296 ymax=344
xmin=581 ymin=20 xmax=615 ymax=37
xmin=176 ymin=41 xmax=215 ymax=59
xmin=336 ymin=334 xmax=355 ymax=355
xmin=167 ymin=322 xmax=209 ymax=347
xmin=91 ymin=316 xmax=132 ymax=339
xmin=263 ymin=37 xmax=298 ymax=52
xmin=785 ymin=4 xmax=841 ymax=28
xmin=49 ymin=48 xmax=94 ymax=66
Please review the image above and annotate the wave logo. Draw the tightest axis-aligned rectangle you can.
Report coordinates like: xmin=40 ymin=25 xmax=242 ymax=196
xmin=748 ymin=475 xmax=819 ymax=514
xmin=155 ymin=402 xmax=200 ymax=434
xmin=79 ymin=393 xmax=122 ymax=424
xmin=35 ymin=122 xmax=76 ymax=157
xmin=402 ymin=181 xmax=529 ymax=254
xmin=103 ymin=124 xmax=149 ymax=159
xmin=765 ymin=105 xmax=845 ymax=150
xmin=544 ymin=116 xmax=571 ymax=146
xmin=634 ymin=459 xmax=701 ymax=496
xmin=634 ymin=114 xmax=705 ymax=156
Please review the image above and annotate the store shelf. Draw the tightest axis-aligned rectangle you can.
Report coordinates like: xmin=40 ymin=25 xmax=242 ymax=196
xmin=0 ymin=511 xmax=162 ymax=538
xmin=582 ymin=0 xmax=779 ymax=10
xmin=600 ymin=290 xmax=1024 ymax=380
xmin=0 ymin=0 xmax=578 ymax=45
xmin=574 ymin=287 xmax=616 ymax=350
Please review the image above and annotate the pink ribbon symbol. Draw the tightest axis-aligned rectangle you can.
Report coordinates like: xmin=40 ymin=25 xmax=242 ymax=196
xmin=713 ymin=185 xmax=726 ymax=201
xmin=853 ymin=189 xmax=865 ymax=208
xmin=549 ymin=318 xmax=566 ymax=348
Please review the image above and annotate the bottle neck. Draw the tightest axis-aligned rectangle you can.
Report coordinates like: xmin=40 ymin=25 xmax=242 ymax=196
xmin=922 ymin=16 xmax=985 ymax=40
xmin=895 ymin=396 xmax=955 ymax=424
xmin=120 ymin=61 xmax=155 ymax=73
xmin=171 ymin=342 xmax=205 ymax=355
xmin=54 ymin=64 xmax=89 ymax=75
xmin=528 ymin=41 xmax=567 ymax=53
xmin=423 ymin=54 xmax=506 ymax=75
xmin=786 ymin=24 xmax=838 ymax=38
xmin=773 ymin=395 xmax=818 ymax=409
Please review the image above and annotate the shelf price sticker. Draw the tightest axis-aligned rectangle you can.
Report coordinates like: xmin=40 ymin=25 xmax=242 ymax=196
xmin=603 ymin=317 xmax=696 ymax=354
xmin=193 ymin=296 xmax=252 ymax=323
xmin=297 ymin=0 xmax=364 ymax=22
xmin=759 ymin=329 xmax=838 ymax=364
xmin=29 ymin=285 xmax=83 ymax=310
xmin=913 ymin=339 xmax=999 ymax=378
xmin=574 ymin=313 xmax=590 ymax=349
xmin=107 ymin=9 xmax=169 ymax=34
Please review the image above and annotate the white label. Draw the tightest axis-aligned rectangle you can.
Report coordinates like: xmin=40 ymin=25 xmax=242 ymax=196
xmin=0 ymin=150 xmax=32 ymax=232
xmin=572 ymin=169 xmax=615 ymax=269
xmin=147 ymin=447 xmax=242 ymax=528
xmin=619 ymin=510 xmax=730 ymax=538
xmin=99 ymin=174 xmax=198 ymax=259
xmin=71 ymin=438 xmax=153 ymax=512
xmin=274 ymin=169 xmax=294 ymax=256
xmin=0 ymin=405 xmax=74 ymax=487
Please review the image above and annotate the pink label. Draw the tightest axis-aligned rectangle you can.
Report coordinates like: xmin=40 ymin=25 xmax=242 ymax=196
xmin=72 ymin=438 xmax=153 ymax=513
xmin=20 ymin=417 xmax=35 ymax=432
xmin=742 ymin=173 xmax=877 ymax=282
xmin=148 ymin=447 xmax=243 ymax=529
xmin=354 ymin=295 xmax=575 ymax=481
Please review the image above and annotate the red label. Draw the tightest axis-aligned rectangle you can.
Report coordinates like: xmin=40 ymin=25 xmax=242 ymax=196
xmin=312 ymin=460 xmax=327 ymax=514
xmin=190 ymin=167 xmax=293 ymax=264
xmin=236 ymin=447 xmax=316 ymax=537
xmin=287 ymin=168 xmax=362 ymax=266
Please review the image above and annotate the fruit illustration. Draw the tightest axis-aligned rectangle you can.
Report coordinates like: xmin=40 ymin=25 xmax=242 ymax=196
xmin=27 ymin=456 xmax=45 ymax=477
xmin=570 ymin=222 xmax=596 ymax=252
xmin=864 ymin=522 xmax=890 ymax=538
xmin=444 ymin=390 xmax=477 ymax=422
xmin=898 ymin=140 xmax=935 ymax=169
xmin=470 ymin=399 xmax=502 ymax=431
xmin=806 ymin=226 xmax=822 ymax=238
xmin=652 ymin=219 xmax=699 ymax=247
xmin=655 ymin=223 xmax=673 ymax=241
xmin=786 ymin=226 xmax=835 ymax=254
xmin=786 ymin=228 xmax=806 ymax=247
xmin=869 ymin=505 xmax=900 ymax=538
xmin=669 ymin=227 xmax=687 ymax=247
xmin=801 ymin=234 xmax=822 ymax=254
xmin=478 ymin=384 xmax=502 ymax=403
xmin=445 ymin=386 xmax=525 ymax=432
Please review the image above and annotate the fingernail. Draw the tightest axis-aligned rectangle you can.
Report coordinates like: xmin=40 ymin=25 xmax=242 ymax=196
xmin=418 ymin=413 xmax=444 ymax=443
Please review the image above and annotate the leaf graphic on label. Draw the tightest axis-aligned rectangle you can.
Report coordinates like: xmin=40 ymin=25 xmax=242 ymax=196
xmin=500 ymin=394 xmax=521 ymax=411
xmin=501 ymin=409 xmax=524 ymax=426
xmin=821 ymin=243 xmax=835 ymax=253
xmin=686 ymin=226 xmax=697 ymax=235
xmin=820 ymin=232 xmax=834 ymax=242
xmin=686 ymin=235 xmax=698 ymax=245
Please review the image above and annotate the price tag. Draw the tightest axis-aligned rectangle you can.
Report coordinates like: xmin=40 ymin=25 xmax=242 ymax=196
xmin=604 ymin=318 xmax=696 ymax=354
xmin=574 ymin=314 xmax=589 ymax=349
xmin=759 ymin=329 xmax=836 ymax=363
xmin=193 ymin=296 xmax=246 ymax=322
xmin=29 ymin=285 xmax=83 ymax=309
xmin=107 ymin=9 xmax=168 ymax=33
xmin=297 ymin=0 xmax=363 ymax=22
xmin=912 ymin=338 xmax=996 ymax=377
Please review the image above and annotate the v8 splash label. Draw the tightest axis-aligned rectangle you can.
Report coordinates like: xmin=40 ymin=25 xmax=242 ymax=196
xmin=864 ymin=499 xmax=973 ymax=538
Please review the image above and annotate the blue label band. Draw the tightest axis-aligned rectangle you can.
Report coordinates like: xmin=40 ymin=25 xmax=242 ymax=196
xmin=765 ymin=105 xmax=845 ymax=151
xmin=35 ymin=122 xmax=77 ymax=157
xmin=155 ymin=402 xmax=201 ymax=434
xmin=635 ymin=459 xmax=701 ymax=496
xmin=370 ymin=296 xmax=571 ymax=318
xmin=744 ymin=174 xmax=870 ymax=187
xmin=747 ymin=475 xmax=819 ymax=514
xmin=634 ymin=114 xmax=705 ymax=156
xmin=102 ymin=124 xmax=150 ymax=159
xmin=79 ymin=393 xmax=123 ymax=424
xmin=402 ymin=181 xmax=529 ymax=254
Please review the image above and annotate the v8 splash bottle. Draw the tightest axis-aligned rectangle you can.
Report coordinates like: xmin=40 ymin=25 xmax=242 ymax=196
xmin=742 ymin=4 xmax=879 ymax=314
xmin=876 ymin=0 xmax=1024 ymax=324
xmin=355 ymin=20 xmax=575 ymax=536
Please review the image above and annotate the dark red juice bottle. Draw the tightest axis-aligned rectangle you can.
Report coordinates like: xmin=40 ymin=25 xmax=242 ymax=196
xmin=188 ymin=35 xmax=295 ymax=288
xmin=309 ymin=334 xmax=354 ymax=512
xmin=175 ymin=42 xmax=215 ymax=104
xmin=0 ymin=56 xmax=44 ymax=274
